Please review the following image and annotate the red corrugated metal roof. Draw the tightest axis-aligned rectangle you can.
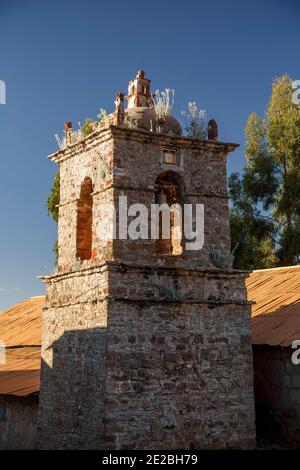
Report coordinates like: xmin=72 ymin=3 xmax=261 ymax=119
xmin=0 ymin=297 xmax=43 ymax=396
xmin=0 ymin=296 xmax=43 ymax=347
xmin=0 ymin=349 xmax=41 ymax=396
xmin=246 ymin=266 xmax=300 ymax=347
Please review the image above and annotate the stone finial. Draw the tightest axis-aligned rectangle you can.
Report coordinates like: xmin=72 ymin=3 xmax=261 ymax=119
xmin=114 ymin=92 xmax=125 ymax=126
xmin=64 ymin=121 xmax=73 ymax=145
xmin=126 ymin=70 xmax=153 ymax=109
xmin=136 ymin=70 xmax=145 ymax=79
xmin=207 ymin=119 xmax=218 ymax=141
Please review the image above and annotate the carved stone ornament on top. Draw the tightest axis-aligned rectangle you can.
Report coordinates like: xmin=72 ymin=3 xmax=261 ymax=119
xmin=64 ymin=121 xmax=73 ymax=146
xmin=114 ymin=92 xmax=125 ymax=126
xmin=207 ymin=119 xmax=218 ymax=141
xmin=126 ymin=70 xmax=154 ymax=109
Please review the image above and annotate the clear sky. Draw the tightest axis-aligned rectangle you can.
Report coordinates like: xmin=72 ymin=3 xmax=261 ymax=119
xmin=0 ymin=0 xmax=299 ymax=310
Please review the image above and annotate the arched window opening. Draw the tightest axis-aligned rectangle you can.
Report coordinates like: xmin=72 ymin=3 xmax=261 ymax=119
xmin=155 ymin=172 xmax=184 ymax=256
xmin=76 ymin=177 xmax=93 ymax=261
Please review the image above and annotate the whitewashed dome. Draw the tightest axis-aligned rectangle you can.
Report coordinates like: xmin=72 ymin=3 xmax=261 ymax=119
xmin=125 ymin=70 xmax=182 ymax=136
xmin=126 ymin=106 xmax=181 ymax=135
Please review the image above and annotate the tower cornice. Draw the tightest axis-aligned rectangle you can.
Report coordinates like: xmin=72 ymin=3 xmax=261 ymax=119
xmin=48 ymin=125 xmax=239 ymax=164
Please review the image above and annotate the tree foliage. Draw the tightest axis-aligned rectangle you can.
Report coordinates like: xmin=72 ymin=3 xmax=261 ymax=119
xmin=47 ymin=170 xmax=60 ymax=223
xmin=230 ymin=75 xmax=300 ymax=269
xmin=47 ymin=170 xmax=60 ymax=260
xmin=81 ymin=118 xmax=97 ymax=137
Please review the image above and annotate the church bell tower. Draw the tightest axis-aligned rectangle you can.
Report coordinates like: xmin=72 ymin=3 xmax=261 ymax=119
xmin=37 ymin=71 xmax=255 ymax=449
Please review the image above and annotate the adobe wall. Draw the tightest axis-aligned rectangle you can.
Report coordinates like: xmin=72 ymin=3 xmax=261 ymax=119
xmin=0 ymin=395 xmax=38 ymax=450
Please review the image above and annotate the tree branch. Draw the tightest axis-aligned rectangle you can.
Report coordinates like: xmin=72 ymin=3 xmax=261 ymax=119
xmin=259 ymin=214 xmax=287 ymax=228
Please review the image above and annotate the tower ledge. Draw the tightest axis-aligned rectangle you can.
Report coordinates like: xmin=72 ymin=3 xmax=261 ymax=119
xmin=48 ymin=124 xmax=239 ymax=164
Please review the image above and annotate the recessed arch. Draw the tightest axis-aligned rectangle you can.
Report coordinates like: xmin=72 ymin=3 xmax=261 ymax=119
xmin=154 ymin=171 xmax=185 ymax=256
xmin=76 ymin=177 xmax=93 ymax=261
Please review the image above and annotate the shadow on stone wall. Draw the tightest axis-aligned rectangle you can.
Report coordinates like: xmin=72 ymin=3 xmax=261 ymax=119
xmin=38 ymin=327 xmax=107 ymax=449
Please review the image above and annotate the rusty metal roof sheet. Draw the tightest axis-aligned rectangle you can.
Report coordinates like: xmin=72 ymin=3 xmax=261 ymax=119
xmin=246 ymin=266 xmax=300 ymax=347
xmin=0 ymin=297 xmax=43 ymax=396
xmin=0 ymin=296 xmax=43 ymax=347
xmin=0 ymin=349 xmax=40 ymax=396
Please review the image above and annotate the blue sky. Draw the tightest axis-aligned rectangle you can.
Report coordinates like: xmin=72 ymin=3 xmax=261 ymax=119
xmin=0 ymin=0 xmax=299 ymax=310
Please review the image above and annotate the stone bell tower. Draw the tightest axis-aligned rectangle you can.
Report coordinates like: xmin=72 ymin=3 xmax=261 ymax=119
xmin=127 ymin=69 xmax=153 ymax=108
xmin=37 ymin=71 xmax=255 ymax=449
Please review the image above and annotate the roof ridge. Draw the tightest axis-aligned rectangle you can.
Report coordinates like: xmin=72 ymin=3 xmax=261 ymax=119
xmin=253 ymin=265 xmax=300 ymax=273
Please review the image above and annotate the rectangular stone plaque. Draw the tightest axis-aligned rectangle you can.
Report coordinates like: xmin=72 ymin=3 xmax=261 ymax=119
xmin=162 ymin=149 xmax=179 ymax=165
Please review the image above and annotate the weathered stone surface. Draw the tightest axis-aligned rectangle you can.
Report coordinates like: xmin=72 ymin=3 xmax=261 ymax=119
xmin=38 ymin=124 xmax=256 ymax=449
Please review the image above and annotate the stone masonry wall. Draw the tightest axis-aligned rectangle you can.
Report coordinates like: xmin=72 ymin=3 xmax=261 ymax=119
xmin=38 ymin=261 xmax=255 ymax=449
xmin=105 ymin=298 xmax=254 ymax=449
xmin=57 ymin=130 xmax=114 ymax=272
xmin=54 ymin=126 xmax=235 ymax=272
xmin=38 ymin=125 xmax=256 ymax=449
xmin=37 ymin=288 xmax=108 ymax=449
xmin=104 ymin=263 xmax=255 ymax=449
xmin=112 ymin=129 xmax=232 ymax=266
xmin=253 ymin=345 xmax=300 ymax=445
